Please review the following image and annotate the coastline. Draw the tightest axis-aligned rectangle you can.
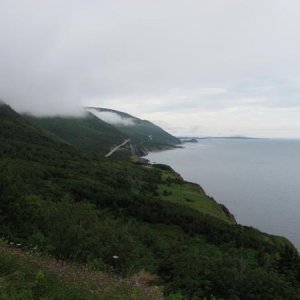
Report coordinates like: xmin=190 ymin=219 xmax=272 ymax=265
xmin=143 ymin=146 xmax=237 ymax=224
xmin=145 ymin=139 xmax=300 ymax=252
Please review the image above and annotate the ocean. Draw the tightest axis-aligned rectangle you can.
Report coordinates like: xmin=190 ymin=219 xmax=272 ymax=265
xmin=146 ymin=138 xmax=300 ymax=250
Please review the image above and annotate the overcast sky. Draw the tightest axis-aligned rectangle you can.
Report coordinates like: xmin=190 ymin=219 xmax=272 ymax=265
xmin=1 ymin=0 xmax=300 ymax=137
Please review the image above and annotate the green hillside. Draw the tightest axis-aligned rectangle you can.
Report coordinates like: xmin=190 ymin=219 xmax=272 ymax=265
xmin=1 ymin=103 xmax=300 ymax=299
xmin=87 ymin=107 xmax=181 ymax=152
xmin=149 ymin=164 xmax=234 ymax=223
xmin=26 ymin=112 xmax=128 ymax=154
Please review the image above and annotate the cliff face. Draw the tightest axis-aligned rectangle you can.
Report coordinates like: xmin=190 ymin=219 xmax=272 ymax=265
xmin=127 ymin=141 xmax=149 ymax=156
xmin=219 ymin=203 xmax=237 ymax=224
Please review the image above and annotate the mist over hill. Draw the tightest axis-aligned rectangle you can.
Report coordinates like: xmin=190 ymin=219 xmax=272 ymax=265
xmin=26 ymin=112 xmax=128 ymax=154
xmin=87 ymin=107 xmax=181 ymax=151
xmin=26 ymin=106 xmax=181 ymax=157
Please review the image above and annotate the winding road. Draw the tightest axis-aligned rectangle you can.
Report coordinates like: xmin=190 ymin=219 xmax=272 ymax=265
xmin=105 ymin=139 xmax=131 ymax=158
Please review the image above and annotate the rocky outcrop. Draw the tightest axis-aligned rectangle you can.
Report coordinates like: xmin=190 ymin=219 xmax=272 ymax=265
xmin=219 ymin=204 xmax=237 ymax=224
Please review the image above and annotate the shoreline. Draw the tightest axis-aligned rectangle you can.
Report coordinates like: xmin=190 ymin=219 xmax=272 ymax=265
xmin=144 ymin=142 xmax=300 ymax=251
xmin=143 ymin=146 xmax=237 ymax=224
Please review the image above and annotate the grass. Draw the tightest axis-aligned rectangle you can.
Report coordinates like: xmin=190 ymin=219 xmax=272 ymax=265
xmin=0 ymin=243 xmax=164 ymax=300
xmin=158 ymin=170 xmax=233 ymax=223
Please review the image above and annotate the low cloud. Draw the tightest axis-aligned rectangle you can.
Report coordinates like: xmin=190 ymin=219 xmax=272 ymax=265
xmin=88 ymin=109 xmax=135 ymax=126
xmin=1 ymin=1 xmax=300 ymax=136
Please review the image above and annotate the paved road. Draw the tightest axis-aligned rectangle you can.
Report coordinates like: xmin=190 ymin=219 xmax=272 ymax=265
xmin=105 ymin=139 xmax=130 ymax=158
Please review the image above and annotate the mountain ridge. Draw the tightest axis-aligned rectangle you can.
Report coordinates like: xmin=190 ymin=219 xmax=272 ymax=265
xmin=25 ymin=107 xmax=181 ymax=157
xmin=87 ymin=107 xmax=181 ymax=152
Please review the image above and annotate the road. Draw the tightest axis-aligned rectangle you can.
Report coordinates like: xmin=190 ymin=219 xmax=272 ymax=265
xmin=105 ymin=139 xmax=130 ymax=158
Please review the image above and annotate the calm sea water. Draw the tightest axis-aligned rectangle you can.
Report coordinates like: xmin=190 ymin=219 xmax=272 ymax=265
xmin=146 ymin=139 xmax=300 ymax=249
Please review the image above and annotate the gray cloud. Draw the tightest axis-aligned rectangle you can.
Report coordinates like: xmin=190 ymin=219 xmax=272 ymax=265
xmin=1 ymin=1 xmax=300 ymax=136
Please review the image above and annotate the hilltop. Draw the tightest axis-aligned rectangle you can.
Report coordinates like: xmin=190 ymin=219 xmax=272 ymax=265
xmin=87 ymin=107 xmax=181 ymax=153
xmin=1 ymin=103 xmax=300 ymax=299
xmin=25 ymin=107 xmax=181 ymax=157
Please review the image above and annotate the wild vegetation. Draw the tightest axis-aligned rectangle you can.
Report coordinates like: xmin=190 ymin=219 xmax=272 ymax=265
xmin=1 ymin=103 xmax=300 ymax=299
xmin=0 ymin=242 xmax=163 ymax=299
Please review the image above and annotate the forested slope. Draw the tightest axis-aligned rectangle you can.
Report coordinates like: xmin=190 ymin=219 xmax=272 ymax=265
xmin=1 ymin=103 xmax=300 ymax=299
xmin=26 ymin=112 xmax=128 ymax=154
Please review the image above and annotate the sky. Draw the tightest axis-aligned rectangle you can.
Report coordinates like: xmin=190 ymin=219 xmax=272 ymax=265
xmin=1 ymin=0 xmax=300 ymax=137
